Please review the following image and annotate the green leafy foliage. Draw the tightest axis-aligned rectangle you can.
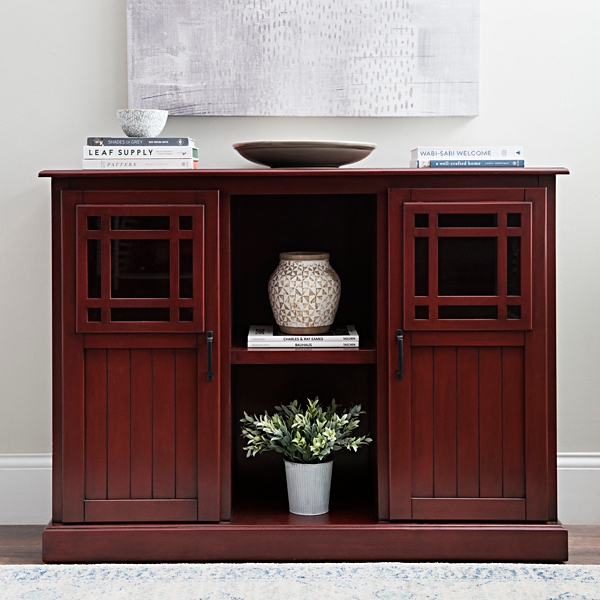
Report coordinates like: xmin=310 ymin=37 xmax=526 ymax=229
xmin=240 ymin=397 xmax=372 ymax=464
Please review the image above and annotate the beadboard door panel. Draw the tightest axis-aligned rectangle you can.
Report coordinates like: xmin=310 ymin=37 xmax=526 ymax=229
xmin=409 ymin=344 xmax=526 ymax=506
xmin=83 ymin=347 xmax=200 ymax=522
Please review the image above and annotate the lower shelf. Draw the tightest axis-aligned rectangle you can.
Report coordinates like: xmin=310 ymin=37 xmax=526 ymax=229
xmin=42 ymin=521 xmax=568 ymax=563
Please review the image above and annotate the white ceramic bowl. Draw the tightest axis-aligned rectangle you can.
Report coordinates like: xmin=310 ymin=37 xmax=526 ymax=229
xmin=116 ymin=109 xmax=168 ymax=137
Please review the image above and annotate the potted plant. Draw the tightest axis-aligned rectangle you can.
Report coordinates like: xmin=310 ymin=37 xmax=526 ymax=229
xmin=240 ymin=397 xmax=372 ymax=515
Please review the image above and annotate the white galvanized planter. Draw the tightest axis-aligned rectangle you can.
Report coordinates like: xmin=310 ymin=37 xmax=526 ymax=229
xmin=284 ymin=460 xmax=333 ymax=515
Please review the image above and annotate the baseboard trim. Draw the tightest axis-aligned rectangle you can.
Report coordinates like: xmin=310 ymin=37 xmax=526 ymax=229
xmin=0 ymin=453 xmax=52 ymax=470
xmin=0 ymin=454 xmax=52 ymax=525
xmin=557 ymin=452 xmax=600 ymax=524
xmin=1 ymin=453 xmax=599 ymax=524
xmin=557 ymin=452 xmax=600 ymax=469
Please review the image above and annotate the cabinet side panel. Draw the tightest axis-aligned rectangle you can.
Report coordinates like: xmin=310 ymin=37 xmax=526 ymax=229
xmin=51 ymin=183 xmax=66 ymax=522
xmin=198 ymin=335 xmax=221 ymax=522
xmin=107 ymin=349 xmax=132 ymax=499
xmin=524 ymin=188 xmax=550 ymax=521
xmin=219 ymin=193 xmax=231 ymax=521
xmin=131 ymin=349 xmax=153 ymax=498
xmin=387 ymin=189 xmax=410 ymax=519
xmin=377 ymin=190 xmax=391 ymax=520
xmin=84 ymin=349 xmax=108 ymax=500
xmin=538 ymin=177 xmax=558 ymax=521
xmin=61 ymin=191 xmax=86 ymax=523
xmin=198 ymin=189 xmax=221 ymax=523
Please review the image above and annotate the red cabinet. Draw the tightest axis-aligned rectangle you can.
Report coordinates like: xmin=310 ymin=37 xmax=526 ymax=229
xmin=41 ymin=168 xmax=568 ymax=562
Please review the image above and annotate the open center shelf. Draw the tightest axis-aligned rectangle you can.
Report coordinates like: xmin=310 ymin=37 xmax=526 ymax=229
xmin=229 ymin=193 xmax=378 ymax=350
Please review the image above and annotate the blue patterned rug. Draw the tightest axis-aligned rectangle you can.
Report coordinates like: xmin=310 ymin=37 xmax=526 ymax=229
xmin=1 ymin=563 xmax=600 ymax=599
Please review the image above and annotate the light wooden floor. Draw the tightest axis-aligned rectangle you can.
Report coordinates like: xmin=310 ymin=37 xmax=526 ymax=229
xmin=1 ymin=525 xmax=599 ymax=564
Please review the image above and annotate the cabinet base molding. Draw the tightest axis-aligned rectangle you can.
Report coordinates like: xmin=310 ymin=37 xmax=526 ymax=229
xmin=43 ymin=522 xmax=568 ymax=563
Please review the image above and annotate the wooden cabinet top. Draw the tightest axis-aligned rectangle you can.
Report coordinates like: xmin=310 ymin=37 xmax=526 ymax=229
xmin=39 ymin=168 xmax=569 ymax=196
xmin=40 ymin=167 xmax=569 ymax=180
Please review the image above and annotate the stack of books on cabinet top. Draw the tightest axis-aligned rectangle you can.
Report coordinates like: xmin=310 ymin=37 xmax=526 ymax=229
xmin=410 ymin=146 xmax=524 ymax=168
xmin=247 ymin=325 xmax=359 ymax=348
xmin=82 ymin=137 xmax=198 ymax=169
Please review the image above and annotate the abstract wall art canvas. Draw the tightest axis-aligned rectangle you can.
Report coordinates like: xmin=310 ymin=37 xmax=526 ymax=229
xmin=127 ymin=0 xmax=480 ymax=117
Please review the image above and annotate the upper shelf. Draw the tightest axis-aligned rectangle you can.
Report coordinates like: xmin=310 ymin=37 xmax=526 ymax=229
xmin=231 ymin=341 xmax=377 ymax=365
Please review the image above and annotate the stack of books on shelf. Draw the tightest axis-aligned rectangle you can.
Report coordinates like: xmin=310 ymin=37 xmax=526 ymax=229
xmin=410 ymin=146 xmax=524 ymax=168
xmin=82 ymin=137 xmax=198 ymax=170
xmin=247 ymin=325 xmax=359 ymax=348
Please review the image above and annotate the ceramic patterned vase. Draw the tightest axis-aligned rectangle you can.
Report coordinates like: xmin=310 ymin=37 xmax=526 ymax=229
xmin=268 ymin=251 xmax=341 ymax=334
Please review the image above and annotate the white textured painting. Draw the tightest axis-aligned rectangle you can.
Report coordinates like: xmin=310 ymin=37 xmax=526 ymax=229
xmin=127 ymin=0 xmax=480 ymax=117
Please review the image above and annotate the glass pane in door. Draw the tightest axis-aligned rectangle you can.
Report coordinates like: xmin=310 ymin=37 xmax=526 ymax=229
xmin=414 ymin=237 xmax=429 ymax=296
xmin=507 ymin=237 xmax=521 ymax=296
xmin=179 ymin=239 xmax=193 ymax=298
xmin=438 ymin=237 xmax=497 ymax=296
xmin=87 ymin=240 xmax=101 ymax=298
xmin=438 ymin=213 xmax=498 ymax=228
xmin=111 ymin=239 xmax=170 ymax=298
xmin=110 ymin=216 xmax=170 ymax=230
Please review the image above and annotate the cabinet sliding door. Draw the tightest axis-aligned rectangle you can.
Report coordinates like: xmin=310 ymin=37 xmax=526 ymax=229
xmin=388 ymin=187 xmax=552 ymax=522
xmin=57 ymin=190 xmax=220 ymax=524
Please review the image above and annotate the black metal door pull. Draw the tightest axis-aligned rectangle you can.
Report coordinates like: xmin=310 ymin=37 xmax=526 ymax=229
xmin=396 ymin=329 xmax=404 ymax=380
xmin=206 ymin=331 xmax=214 ymax=381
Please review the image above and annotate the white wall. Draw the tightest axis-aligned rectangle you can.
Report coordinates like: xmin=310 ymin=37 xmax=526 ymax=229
xmin=1 ymin=1 xmax=599 ymax=522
